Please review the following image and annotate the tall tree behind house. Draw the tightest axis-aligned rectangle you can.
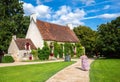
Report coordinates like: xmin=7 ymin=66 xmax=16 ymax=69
xmin=0 ymin=0 xmax=29 ymax=52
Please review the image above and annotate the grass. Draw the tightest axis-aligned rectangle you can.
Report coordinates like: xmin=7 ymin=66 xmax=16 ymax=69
xmin=0 ymin=61 xmax=75 ymax=82
xmin=90 ymin=59 xmax=120 ymax=82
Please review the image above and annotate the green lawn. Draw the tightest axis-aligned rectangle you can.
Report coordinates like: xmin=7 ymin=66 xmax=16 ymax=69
xmin=90 ymin=59 xmax=120 ymax=82
xmin=0 ymin=61 xmax=75 ymax=82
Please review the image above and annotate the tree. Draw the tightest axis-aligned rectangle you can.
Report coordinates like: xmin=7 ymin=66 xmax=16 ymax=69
xmin=0 ymin=0 xmax=29 ymax=52
xmin=97 ymin=17 xmax=120 ymax=58
xmin=73 ymin=26 xmax=97 ymax=57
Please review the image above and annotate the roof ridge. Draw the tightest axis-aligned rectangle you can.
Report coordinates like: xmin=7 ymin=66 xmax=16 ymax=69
xmin=37 ymin=20 xmax=68 ymax=28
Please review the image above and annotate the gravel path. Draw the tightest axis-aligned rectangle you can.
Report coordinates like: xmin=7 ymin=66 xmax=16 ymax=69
xmin=46 ymin=59 xmax=94 ymax=82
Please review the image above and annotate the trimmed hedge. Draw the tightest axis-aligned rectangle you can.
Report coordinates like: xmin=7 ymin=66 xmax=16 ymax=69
xmin=2 ymin=56 xmax=14 ymax=63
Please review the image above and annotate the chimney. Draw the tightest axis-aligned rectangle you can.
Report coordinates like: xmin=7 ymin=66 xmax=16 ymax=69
xmin=12 ymin=35 xmax=16 ymax=40
xmin=30 ymin=13 xmax=37 ymax=22
xmin=67 ymin=23 xmax=73 ymax=30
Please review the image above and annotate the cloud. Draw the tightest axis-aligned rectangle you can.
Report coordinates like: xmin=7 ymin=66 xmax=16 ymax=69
xmin=80 ymin=0 xmax=95 ymax=6
xmin=103 ymin=5 xmax=110 ymax=9
xmin=87 ymin=9 xmax=100 ymax=13
xmin=23 ymin=2 xmax=51 ymax=19
xmin=23 ymin=3 xmax=86 ymax=27
xmin=83 ymin=13 xmax=120 ymax=20
xmin=52 ymin=5 xmax=86 ymax=27
xmin=99 ymin=13 xmax=120 ymax=19
xmin=36 ymin=0 xmax=53 ymax=5
xmin=36 ymin=0 xmax=41 ymax=5
xmin=23 ymin=3 xmax=35 ymax=16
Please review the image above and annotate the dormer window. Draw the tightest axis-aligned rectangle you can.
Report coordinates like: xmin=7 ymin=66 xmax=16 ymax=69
xmin=25 ymin=42 xmax=30 ymax=50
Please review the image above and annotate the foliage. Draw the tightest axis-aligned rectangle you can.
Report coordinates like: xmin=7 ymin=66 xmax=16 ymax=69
xmin=53 ymin=42 xmax=63 ymax=58
xmin=38 ymin=42 xmax=50 ymax=60
xmin=64 ymin=43 xmax=74 ymax=57
xmin=59 ymin=44 xmax=64 ymax=58
xmin=0 ymin=61 xmax=75 ymax=82
xmin=1 ymin=55 xmax=14 ymax=63
xmin=0 ymin=0 xmax=29 ymax=52
xmin=75 ymin=42 xmax=84 ymax=57
xmin=73 ymin=26 xmax=97 ymax=57
xmin=90 ymin=59 xmax=120 ymax=82
xmin=53 ymin=42 xmax=59 ymax=58
xmin=31 ymin=49 xmax=38 ymax=60
xmin=96 ymin=16 xmax=120 ymax=58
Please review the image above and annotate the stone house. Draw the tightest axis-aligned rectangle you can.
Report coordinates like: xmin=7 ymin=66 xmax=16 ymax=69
xmin=8 ymin=36 xmax=36 ymax=61
xmin=26 ymin=14 xmax=79 ymax=48
xmin=8 ymin=14 xmax=79 ymax=61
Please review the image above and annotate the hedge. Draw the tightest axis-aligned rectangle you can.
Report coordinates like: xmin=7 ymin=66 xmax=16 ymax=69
xmin=2 ymin=56 xmax=14 ymax=63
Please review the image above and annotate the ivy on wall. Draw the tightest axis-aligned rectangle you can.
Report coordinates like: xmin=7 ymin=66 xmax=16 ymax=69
xmin=38 ymin=41 xmax=50 ymax=60
xmin=37 ymin=41 xmax=84 ymax=60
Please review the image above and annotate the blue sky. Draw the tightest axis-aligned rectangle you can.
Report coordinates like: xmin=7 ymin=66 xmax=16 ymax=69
xmin=22 ymin=0 xmax=120 ymax=30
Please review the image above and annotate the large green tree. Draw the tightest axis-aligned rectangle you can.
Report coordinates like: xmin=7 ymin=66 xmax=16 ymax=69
xmin=73 ymin=26 xmax=97 ymax=57
xmin=0 ymin=0 xmax=29 ymax=52
xmin=97 ymin=17 xmax=120 ymax=58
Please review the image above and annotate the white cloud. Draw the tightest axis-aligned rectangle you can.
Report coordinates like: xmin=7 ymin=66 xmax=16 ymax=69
xmin=87 ymin=9 xmax=100 ymax=13
xmin=99 ymin=13 xmax=120 ymax=19
xmin=52 ymin=5 xmax=86 ymax=27
xmin=23 ymin=3 xmax=35 ymax=16
xmin=36 ymin=0 xmax=53 ymax=5
xmin=80 ymin=0 xmax=95 ymax=6
xmin=103 ymin=5 xmax=110 ymax=9
xmin=53 ymin=6 xmax=71 ymax=19
xmin=23 ymin=3 xmax=86 ymax=27
xmin=35 ymin=5 xmax=51 ymax=19
xmin=36 ymin=0 xmax=41 ymax=5
xmin=23 ymin=2 xmax=51 ymax=19
xmin=23 ymin=2 xmax=87 ymax=27
xmin=83 ymin=13 xmax=120 ymax=20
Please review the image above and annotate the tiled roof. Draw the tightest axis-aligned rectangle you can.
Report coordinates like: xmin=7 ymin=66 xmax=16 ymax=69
xmin=36 ymin=20 xmax=79 ymax=42
xmin=15 ymin=38 xmax=37 ymax=50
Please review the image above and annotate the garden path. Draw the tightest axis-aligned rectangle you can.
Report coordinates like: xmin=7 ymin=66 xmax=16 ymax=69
xmin=46 ymin=59 xmax=94 ymax=82
xmin=0 ymin=59 xmax=64 ymax=67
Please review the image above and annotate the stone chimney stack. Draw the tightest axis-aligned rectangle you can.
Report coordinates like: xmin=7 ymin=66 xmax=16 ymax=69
xmin=12 ymin=35 xmax=16 ymax=40
xmin=30 ymin=13 xmax=37 ymax=22
xmin=67 ymin=23 xmax=73 ymax=30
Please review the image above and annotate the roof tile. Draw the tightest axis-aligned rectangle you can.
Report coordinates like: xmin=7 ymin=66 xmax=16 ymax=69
xmin=15 ymin=38 xmax=37 ymax=50
xmin=37 ymin=20 xmax=79 ymax=42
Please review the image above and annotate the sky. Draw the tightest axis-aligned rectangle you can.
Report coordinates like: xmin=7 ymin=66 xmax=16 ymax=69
xmin=22 ymin=0 xmax=120 ymax=30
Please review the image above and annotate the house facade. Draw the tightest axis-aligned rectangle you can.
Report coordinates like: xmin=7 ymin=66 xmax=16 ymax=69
xmin=8 ymin=13 xmax=79 ymax=61
xmin=26 ymin=14 xmax=79 ymax=48
xmin=8 ymin=36 xmax=36 ymax=61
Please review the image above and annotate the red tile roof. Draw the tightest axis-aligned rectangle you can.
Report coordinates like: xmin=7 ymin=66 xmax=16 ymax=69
xmin=15 ymin=38 xmax=37 ymax=50
xmin=36 ymin=20 xmax=79 ymax=42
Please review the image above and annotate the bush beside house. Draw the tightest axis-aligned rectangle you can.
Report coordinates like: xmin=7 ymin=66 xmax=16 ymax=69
xmin=2 ymin=55 xmax=14 ymax=63
xmin=38 ymin=42 xmax=50 ymax=60
xmin=37 ymin=41 xmax=84 ymax=60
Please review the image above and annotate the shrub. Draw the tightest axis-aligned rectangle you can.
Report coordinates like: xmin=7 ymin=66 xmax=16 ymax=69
xmin=76 ymin=43 xmax=84 ymax=57
xmin=64 ymin=43 xmax=74 ymax=57
xmin=38 ymin=42 xmax=50 ymax=60
xmin=2 ymin=56 xmax=14 ymax=63
xmin=31 ymin=49 xmax=38 ymax=60
xmin=53 ymin=42 xmax=63 ymax=58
